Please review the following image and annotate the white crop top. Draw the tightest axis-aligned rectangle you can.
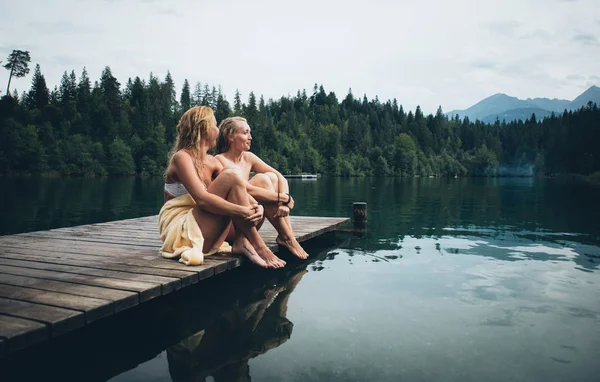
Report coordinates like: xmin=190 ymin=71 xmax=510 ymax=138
xmin=164 ymin=182 xmax=189 ymax=197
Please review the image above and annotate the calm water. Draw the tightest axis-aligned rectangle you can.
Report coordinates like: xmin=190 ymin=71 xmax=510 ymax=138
xmin=1 ymin=177 xmax=599 ymax=382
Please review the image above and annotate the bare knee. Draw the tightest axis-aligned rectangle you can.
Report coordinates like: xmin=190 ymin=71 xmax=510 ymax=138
xmin=265 ymin=172 xmax=284 ymax=191
xmin=219 ymin=168 xmax=245 ymax=187
xmin=251 ymin=173 xmax=274 ymax=190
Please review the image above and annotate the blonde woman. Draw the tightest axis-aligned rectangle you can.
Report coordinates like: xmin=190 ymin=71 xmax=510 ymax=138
xmin=160 ymin=106 xmax=286 ymax=268
xmin=215 ymin=117 xmax=309 ymax=260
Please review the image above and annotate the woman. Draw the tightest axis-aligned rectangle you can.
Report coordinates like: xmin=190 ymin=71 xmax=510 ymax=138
xmin=160 ymin=106 xmax=286 ymax=268
xmin=215 ymin=117 xmax=309 ymax=259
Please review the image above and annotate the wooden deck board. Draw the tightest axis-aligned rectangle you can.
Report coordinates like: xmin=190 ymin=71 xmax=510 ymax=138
xmin=0 ymin=315 xmax=48 ymax=354
xmin=0 ymin=214 xmax=348 ymax=356
xmin=0 ymin=258 xmax=181 ymax=295
xmin=0 ymin=252 xmax=199 ymax=287
xmin=0 ymin=245 xmax=215 ymax=280
xmin=0 ymin=297 xmax=84 ymax=337
xmin=0 ymin=265 xmax=162 ymax=301
xmin=0 ymin=273 xmax=138 ymax=312
xmin=0 ymin=284 xmax=113 ymax=323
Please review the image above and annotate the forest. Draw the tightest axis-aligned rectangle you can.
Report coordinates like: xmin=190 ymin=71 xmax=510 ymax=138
xmin=1 ymin=53 xmax=599 ymax=177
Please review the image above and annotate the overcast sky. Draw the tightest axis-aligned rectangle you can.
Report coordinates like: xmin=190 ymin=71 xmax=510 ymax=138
xmin=1 ymin=0 xmax=598 ymax=113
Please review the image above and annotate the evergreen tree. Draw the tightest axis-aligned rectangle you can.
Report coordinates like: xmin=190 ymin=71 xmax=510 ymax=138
xmin=234 ymin=89 xmax=242 ymax=115
xmin=192 ymin=81 xmax=202 ymax=106
xmin=180 ymin=79 xmax=191 ymax=111
xmin=108 ymin=137 xmax=135 ymax=175
xmin=100 ymin=66 xmax=121 ymax=123
xmin=3 ymin=50 xmax=31 ymax=95
xmin=26 ymin=64 xmax=49 ymax=110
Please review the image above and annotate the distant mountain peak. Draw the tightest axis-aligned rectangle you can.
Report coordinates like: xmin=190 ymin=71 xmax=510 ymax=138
xmin=447 ymin=85 xmax=599 ymax=123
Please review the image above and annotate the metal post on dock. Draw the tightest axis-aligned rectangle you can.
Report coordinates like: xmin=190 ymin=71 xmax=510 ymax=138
xmin=352 ymin=202 xmax=367 ymax=236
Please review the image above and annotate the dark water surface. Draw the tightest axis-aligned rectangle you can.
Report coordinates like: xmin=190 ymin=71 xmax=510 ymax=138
xmin=1 ymin=177 xmax=599 ymax=381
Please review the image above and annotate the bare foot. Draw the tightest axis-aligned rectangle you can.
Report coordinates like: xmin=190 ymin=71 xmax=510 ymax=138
xmin=255 ymin=245 xmax=286 ymax=268
xmin=276 ymin=236 xmax=309 ymax=259
xmin=232 ymin=237 xmax=268 ymax=268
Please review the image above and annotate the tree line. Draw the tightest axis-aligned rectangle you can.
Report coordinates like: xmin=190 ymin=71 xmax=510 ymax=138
xmin=1 ymin=53 xmax=599 ymax=177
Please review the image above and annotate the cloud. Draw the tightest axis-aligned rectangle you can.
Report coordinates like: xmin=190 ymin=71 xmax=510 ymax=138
xmin=28 ymin=20 xmax=101 ymax=35
xmin=51 ymin=55 xmax=84 ymax=69
xmin=484 ymin=20 xmax=522 ymax=37
xmin=566 ymin=74 xmax=585 ymax=81
xmin=160 ymin=8 xmax=183 ymax=17
xmin=519 ymin=29 xmax=552 ymax=40
xmin=2 ymin=0 xmax=599 ymax=113
xmin=572 ymin=33 xmax=600 ymax=46
xmin=470 ymin=60 xmax=497 ymax=70
xmin=590 ymin=75 xmax=600 ymax=81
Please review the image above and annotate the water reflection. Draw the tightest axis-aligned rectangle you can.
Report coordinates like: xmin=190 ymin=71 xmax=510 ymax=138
xmin=167 ymin=269 xmax=306 ymax=382
xmin=0 ymin=176 xmax=164 ymax=234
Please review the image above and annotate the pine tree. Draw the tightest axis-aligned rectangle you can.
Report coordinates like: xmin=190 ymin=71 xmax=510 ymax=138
xmin=192 ymin=81 xmax=202 ymax=106
xmin=26 ymin=64 xmax=49 ymax=110
xmin=3 ymin=50 xmax=31 ymax=95
xmin=180 ymin=79 xmax=191 ymax=111
xmin=201 ymin=83 xmax=212 ymax=106
xmin=234 ymin=89 xmax=242 ymax=115
xmin=100 ymin=66 xmax=121 ymax=123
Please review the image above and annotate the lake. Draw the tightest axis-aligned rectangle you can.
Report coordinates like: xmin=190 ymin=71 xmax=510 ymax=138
xmin=1 ymin=176 xmax=599 ymax=382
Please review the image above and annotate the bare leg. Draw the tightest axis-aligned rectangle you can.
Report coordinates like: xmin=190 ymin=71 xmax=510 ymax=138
xmin=195 ymin=170 xmax=285 ymax=268
xmin=249 ymin=173 xmax=309 ymax=259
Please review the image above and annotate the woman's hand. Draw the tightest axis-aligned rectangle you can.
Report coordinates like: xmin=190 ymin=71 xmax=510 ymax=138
xmin=285 ymin=194 xmax=295 ymax=210
xmin=274 ymin=205 xmax=290 ymax=218
xmin=245 ymin=203 xmax=264 ymax=226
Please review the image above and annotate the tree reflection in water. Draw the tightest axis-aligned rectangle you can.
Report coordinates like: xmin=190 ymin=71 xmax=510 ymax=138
xmin=167 ymin=269 xmax=307 ymax=382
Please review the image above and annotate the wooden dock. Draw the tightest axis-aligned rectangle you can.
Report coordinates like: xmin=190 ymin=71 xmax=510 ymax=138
xmin=0 ymin=215 xmax=348 ymax=356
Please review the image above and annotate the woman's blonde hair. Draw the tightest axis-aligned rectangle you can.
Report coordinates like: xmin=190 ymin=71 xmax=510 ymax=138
xmin=166 ymin=106 xmax=215 ymax=178
xmin=216 ymin=116 xmax=247 ymax=154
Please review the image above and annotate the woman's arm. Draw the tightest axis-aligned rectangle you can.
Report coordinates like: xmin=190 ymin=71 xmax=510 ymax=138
xmin=246 ymin=182 xmax=280 ymax=204
xmin=246 ymin=152 xmax=294 ymax=208
xmin=172 ymin=152 xmax=251 ymax=219
xmin=247 ymin=152 xmax=288 ymax=192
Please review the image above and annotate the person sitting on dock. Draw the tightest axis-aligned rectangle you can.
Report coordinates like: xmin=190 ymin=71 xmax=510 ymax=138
xmin=215 ymin=117 xmax=309 ymax=260
xmin=160 ymin=106 xmax=286 ymax=268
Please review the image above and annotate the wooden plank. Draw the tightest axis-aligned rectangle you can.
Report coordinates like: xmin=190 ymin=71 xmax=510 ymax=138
xmin=0 ymin=273 xmax=137 ymax=312
xmin=0 ymin=245 xmax=216 ymax=281
xmin=18 ymin=232 xmax=162 ymax=247
xmin=0 ymin=258 xmax=181 ymax=295
xmin=0 ymin=284 xmax=112 ymax=323
xmin=204 ymin=256 xmax=240 ymax=273
xmin=0 ymin=265 xmax=160 ymax=302
xmin=0 ymin=297 xmax=84 ymax=337
xmin=0 ymin=314 xmax=48 ymax=353
xmin=0 ymin=251 xmax=198 ymax=288
xmin=0 ymin=237 xmax=277 ymax=257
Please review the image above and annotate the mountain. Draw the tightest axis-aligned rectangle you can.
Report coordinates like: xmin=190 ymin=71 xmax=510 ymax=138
xmin=448 ymin=85 xmax=600 ymax=123
xmin=448 ymin=93 xmax=536 ymax=121
xmin=526 ymin=97 xmax=571 ymax=112
xmin=480 ymin=108 xmax=552 ymax=124
xmin=570 ymin=85 xmax=600 ymax=109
